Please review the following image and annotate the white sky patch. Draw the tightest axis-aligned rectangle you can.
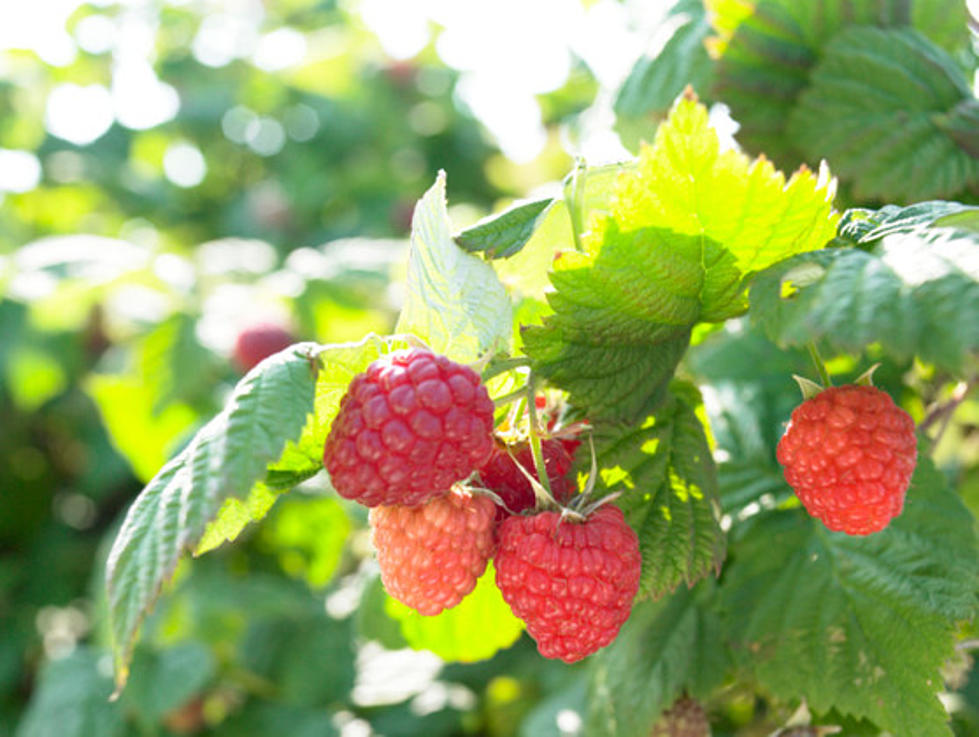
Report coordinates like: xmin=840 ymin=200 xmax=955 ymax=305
xmin=112 ymin=61 xmax=180 ymax=130
xmin=163 ymin=141 xmax=207 ymax=187
xmin=0 ymin=0 xmax=79 ymax=66
xmin=45 ymin=83 xmax=114 ymax=145
xmin=0 ymin=149 xmax=42 ymax=193
xmin=455 ymin=75 xmax=547 ymax=163
xmin=74 ymin=14 xmax=117 ymax=55
xmin=252 ymin=27 xmax=308 ymax=71
xmin=358 ymin=0 xmax=431 ymax=60
xmin=192 ymin=10 xmax=262 ymax=67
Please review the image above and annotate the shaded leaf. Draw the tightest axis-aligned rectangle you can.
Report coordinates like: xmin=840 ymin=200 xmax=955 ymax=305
xmin=16 ymin=648 xmax=124 ymax=737
xmin=787 ymin=27 xmax=979 ymax=201
xmin=587 ymin=585 xmax=727 ymax=737
xmin=705 ymin=0 xmax=971 ymax=168
xmin=594 ymin=382 xmax=725 ymax=599
xmin=124 ymin=642 xmax=215 ymax=721
xmin=455 ymin=198 xmax=554 ymax=259
xmin=615 ymin=1 xmax=714 ymax=149
xmin=751 ymin=227 xmax=979 ymax=374
xmin=834 ymin=201 xmax=978 ymax=247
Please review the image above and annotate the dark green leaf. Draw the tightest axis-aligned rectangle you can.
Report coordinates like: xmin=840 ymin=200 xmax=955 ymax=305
xmin=212 ymin=703 xmax=338 ymax=737
xmin=750 ymin=227 xmax=979 ymax=374
xmin=16 ymin=648 xmax=124 ymax=737
xmin=787 ymin=27 xmax=979 ymax=201
xmin=594 ymin=383 xmax=725 ymax=599
xmin=123 ymin=643 xmax=215 ymax=721
xmin=614 ymin=4 xmax=714 ymax=150
xmin=834 ymin=201 xmax=978 ymax=247
xmin=240 ymin=615 xmax=355 ymax=706
xmin=455 ymin=199 xmax=554 ymax=259
xmin=722 ymin=455 xmax=979 ymax=737
xmin=586 ymin=585 xmax=728 ymax=737
xmin=105 ymin=342 xmax=320 ymax=688
xmin=706 ymin=0 xmax=972 ymax=169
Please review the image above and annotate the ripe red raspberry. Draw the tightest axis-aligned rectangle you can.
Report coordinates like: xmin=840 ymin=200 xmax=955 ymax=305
xmin=323 ymin=348 xmax=495 ymax=507
xmin=494 ymin=504 xmax=641 ymax=662
xmin=776 ymin=384 xmax=917 ymax=535
xmin=370 ymin=488 xmax=496 ymax=615
xmin=651 ymin=697 xmax=711 ymax=737
xmin=233 ymin=323 xmax=295 ymax=372
xmin=479 ymin=437 xmax=577 ymax=519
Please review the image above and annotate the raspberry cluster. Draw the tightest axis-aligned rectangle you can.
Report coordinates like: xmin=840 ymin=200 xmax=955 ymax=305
xmin=776 ymin=384 xmax=917 ymax=535
xmin=323 ymin=347 xmax=640 ymax=662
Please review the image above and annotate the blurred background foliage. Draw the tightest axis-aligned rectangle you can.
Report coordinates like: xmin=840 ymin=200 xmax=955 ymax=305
xmin=0 ymin=1 xmax=629 ymax=735
xmin=2 ymin=0 xmax=979 ymax=736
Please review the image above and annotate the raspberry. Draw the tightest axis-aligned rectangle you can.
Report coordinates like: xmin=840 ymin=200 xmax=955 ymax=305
xmin=494 ymin=504 xmax=641 ymax=662
xmin=479 ymin=437 xmax=577 ymax=518
xmin=370 ymin=488 xmax=496 ymax=615
xmin=323 ymin=348 xmax=495 ymax=507
xmin=651 ymin=697 xmax=711 ymax=737
xmin=776 ymin=384 xmax=917 ymax=535
xmin=233 ymin=323 xmax=296 ymax=372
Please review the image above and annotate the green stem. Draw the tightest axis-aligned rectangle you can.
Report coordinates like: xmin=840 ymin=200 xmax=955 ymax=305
xmin=481 ymin=356 xmax=531 ymax=382
xmin=563 ymin=158 xmax=586 ymax=253
xmin=806 ymin=342 xmax=832 ymax=388
xmin=493 ymin=386 xmax=528 ymax=409
xmin=525 ymin=374 xmax=554 ymax=500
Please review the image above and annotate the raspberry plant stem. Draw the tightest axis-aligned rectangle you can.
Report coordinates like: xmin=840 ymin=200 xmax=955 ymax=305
xmin=481 ymin=356 xmax=532 ymax=382
xmin=807 ymin=342 xmax=832 ymax=388
xmin=525 ymin=374 xmax=554 ymax=500
xmin=493 ymin=386 xmax=529 ymax=409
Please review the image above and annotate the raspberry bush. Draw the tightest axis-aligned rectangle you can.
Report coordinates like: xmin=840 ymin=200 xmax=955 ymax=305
xmin=93 ymin=7 xmax=979 ymax=736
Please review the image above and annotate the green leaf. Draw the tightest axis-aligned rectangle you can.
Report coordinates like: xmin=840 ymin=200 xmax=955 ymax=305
xmin=16 ymin=648 xmax=124 ymax=737
xmin=239 ymin=615 xmax=355 ymax=706
xmin=384 ymin=562 xmax=524 ymax=662
xmin=87 ymin=374 xmax=198 ymax=483
xmin=195 ymin=334 xmax=390 ymax=555
xmin=786 ymin=27 xmax=979 ymax=201
xmin=194 ymin=483 xmax=279 ymax=556
xmin=123 ymin=642 xmax=215 ymax=721
xmin=594 ymin=383 xmax=725 ymax=600
xmin=938 ymin=97 xmax=979 ymax=158
xmin=105 ymin=342 xmax=320 ymax=689
xmin=705 ymin=0 xmax=972 ymax=168
xmin=524 ymin=96 xmax=837 ymax=420
xmin=614 ymin=1 xmax=714 ymax=150
xmin=455 ymin=198 xmax=554 ymax=259
xmin=356 ymin=576 xmax=409 ymax=650
xmin=395 ymin=171 xmax=512 ymax=362
xmin=722 ymin=454 xmax=979 ymax=737
xmin=750 ymin=227 xmax=979 ymax=374
xmin=833 ymin=201 xmax=979 ymax=247
xmin=259 ymin=496 xmax=351 ymax=588
xmin=213 ymin=704 xmax=338 ymax=737
xmin=586 ymin=585 xmax=728 ymax=737
xmin=139 ymin=313 xmax=221 ymax=412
